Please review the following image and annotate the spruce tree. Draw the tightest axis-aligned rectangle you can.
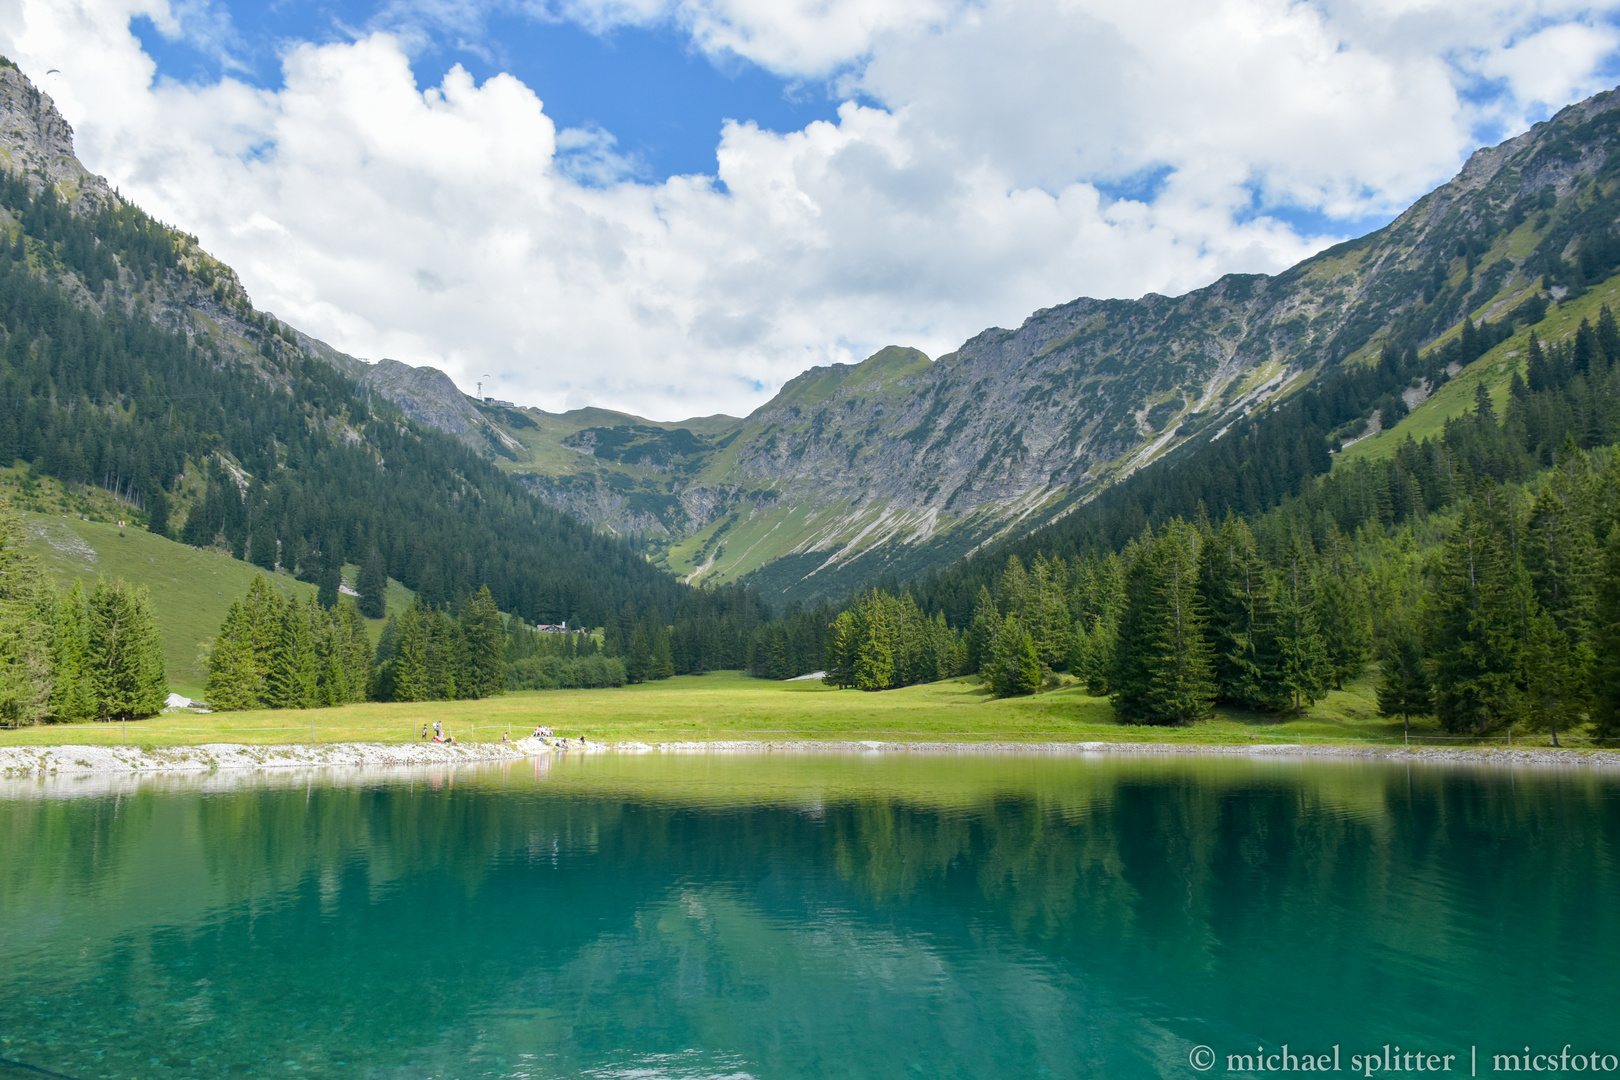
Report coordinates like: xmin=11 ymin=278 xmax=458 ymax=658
xmin=822 ymin=610 xmax=858 ymax=688
xmin=265 ymin=595 xmax=319 ymax=708
xmin=0 ymin=506 xmax=52 ymax=724
xmin=1376 ymin=627 xmax=1432 ymax=737
xmin=1200 ymin=517 xmax=1284 ymax=709
xmin=990 ymin=618 xmax=1041 ymax=696
xmin=390 ymin=601 xmax=432 ymax=701
xmin=1272 ymin=534 xmax=1331 ymax=716
xmin=1314 ymin=530 xmax=1371 ymax=690
xmin=1112 ymin=523 xmax=1215 ymax=724
xmin=48 ymin=580 xmax=95 ymax=722
xmin=88 ymin=579 xmax=167 ymax=722
xmin=1586 ymin=530 xmax=1620 ymax=739
xmin=249 ymin=514 xmax=278 ymax=571
xmin=967 ymin=585 xmax=1001 ymax=675
xmin=335 ymin=602 xmax=376 ymax=703
xmin=1520 ymin=611 xmax=1582 ymax=747
xmin=206 ymin=575 xmax=285 ymax=710
xmin=145 ymin=488 xmax=170 ymax=539
xmin=356 ymin=547 xmax=387 ymax=620
xmin=854 ymin=594 xmax=895 ymax=691
xmin=1428 ymin=498 xmax=1534 ymax=734
xmin=459 ymin=585 xmax=506 ymax=698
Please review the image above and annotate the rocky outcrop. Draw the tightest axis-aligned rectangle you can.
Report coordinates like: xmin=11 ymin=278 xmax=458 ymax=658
xmin=0 ymin=62 xmax=114 ymax=210
xmin=359 ymin=358 xmax=483 ymax=434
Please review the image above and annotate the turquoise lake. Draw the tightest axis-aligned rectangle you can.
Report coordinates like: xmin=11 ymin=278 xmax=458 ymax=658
xmin=2 ymin=752 xmax=1618 ymax=1079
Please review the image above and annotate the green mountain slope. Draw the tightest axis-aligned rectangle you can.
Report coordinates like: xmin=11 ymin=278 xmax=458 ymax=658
xmin=0 ymin=63 xmax=684 ymax=632
xmin=384 ymin=83 xmax=1620 ymax=604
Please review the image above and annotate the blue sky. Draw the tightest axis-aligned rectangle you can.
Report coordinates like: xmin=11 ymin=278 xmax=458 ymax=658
xmin=131 ymin=1 xmax=848 ymax=182
xmin=20 ymin=0 xmax=1620 ymax=417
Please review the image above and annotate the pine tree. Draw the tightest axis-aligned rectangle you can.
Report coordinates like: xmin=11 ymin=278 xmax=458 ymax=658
xmin=145 ymin=488 xmax=170 ymax=539
xmin=459 ymin=585 xmax=506 ymax=698
xmin=1523 ymin=448 xmax=1597 ymax=639
xmin=1314 ymin=540 xmax=1371 ymax=691
xmin=650 ymin=623 xmax=675 ymax=680
xmin=854 ymin=594 xmax=895 ymax=691
xmin=1587 ymin=530 xmax=1620 ymax=739
xmin=317 ymin=563 xmax=340 ymax=611
xmin=357 ymin=547 xmax=387 ymax=620
xmin=1030 ymin=555 xmax=1073 ymax=669
xmin=334 ymin=602 xmax=375 ymax=703
xmin=47 ymin=580 xmax=95 ymax=722
xmin=823 ymin=610 xmax=859 ymax=688
xmin=1428 ymin=498 xmax=1534 ymax=734
xmin=967 ymin=585 xmax=1001 ymax=675
xmin=264 ymin=595 xmax=319 ymax=709
xmin=249 ymin=513 xmax=278 ymax=572
xmin=1112 ymin=522 xmax=1215 ymax=725
xmin=390 ymin=601 xmax=433 ymax=701
xmin=1520 ymin=611 xmax=1582 ymax=747
xmin=1376 ymin=627 xmax=1432 ymax=737
xmin=206 ymin=575 xmax=285 ymax=710
xmin=88 ymin=579 xmax=167 ymax=722
xmin=989 ymin=618 xmax=1041 ymax=697
xmin=1200 ymin=516 xmax=1284 ymax=709
xmin=0 ymin=505 xmax=52 ymax=725
xmin=1272 ymin=533 xmax=1331 ymax=716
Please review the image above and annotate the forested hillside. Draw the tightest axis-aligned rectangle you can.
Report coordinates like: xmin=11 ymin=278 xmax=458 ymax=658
xmin=0 ymin=73 xmax=683 ymax=631
xmin=832 ymin=296 xmax=1620 ymax=738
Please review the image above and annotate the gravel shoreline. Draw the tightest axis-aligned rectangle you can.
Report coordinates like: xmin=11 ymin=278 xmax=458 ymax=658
xmin=1 ymin=736 xmax=1616 ymax=783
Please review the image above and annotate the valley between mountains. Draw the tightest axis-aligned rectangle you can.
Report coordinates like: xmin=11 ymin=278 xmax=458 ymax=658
xmin=343 ymin=82 xmax=1620 ymax=604
xmin=5 ymin=57 xmax=1620 ymax=612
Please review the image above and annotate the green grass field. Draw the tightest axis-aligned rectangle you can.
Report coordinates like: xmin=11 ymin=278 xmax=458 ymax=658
xmin=1 ymin=669 xmax=1591 ymax=751
xmin=20 ymin=509 xmax=416 ymax=695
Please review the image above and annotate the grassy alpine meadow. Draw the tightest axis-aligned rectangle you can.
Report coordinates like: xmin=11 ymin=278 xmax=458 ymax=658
xmin=0 ymin=669 xmax=1585 ymax=750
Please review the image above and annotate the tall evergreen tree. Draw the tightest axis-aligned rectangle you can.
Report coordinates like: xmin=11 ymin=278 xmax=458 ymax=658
xmin=357 ymin=547 xmax=387 ymax=620
xmin=265 ymin=595 xmax=320 ymax=709
xmin=0 ymin=505 xmax=52 ymax=724
xmin=459 ymin=585 xmax=506 ymax=699
xmin=87 ymin=578 xmax=167 ymax=722
xmin=854 ymin=594 xmax=895 ymax=692
xmin=989 ymin=617 xmax=1041 ymax=697
xmin=1376 ymin=626 xmax=1432 ymax=737
xmin=1587 ymin=529 xmax=1620 ymax=740
xmin=1272 ymin=533 xmax=1332 ymax=716
xmin=1112 ymin=522 xmax=1215 ymax=724
xmin=47 ymin=580 xmax=95 ymax=722
xmin=1428 ymin=497 xmax=1535 ymax=734
xmin=1520 ymin=611 xmax=1582 ymax=747
xmin=1200 ymin=516 xmax=1284 ymax=710
xmin=206 ymin=575 xmax=285 ymax=710
xmin=145 ymin=488 xmax=170 ymax=539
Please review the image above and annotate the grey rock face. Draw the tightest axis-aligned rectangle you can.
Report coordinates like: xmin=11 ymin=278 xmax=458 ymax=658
xmin=0 ymin=64 xmax=115 ymax=211
xmin=359 ymin=359 xmax=483 ymax=434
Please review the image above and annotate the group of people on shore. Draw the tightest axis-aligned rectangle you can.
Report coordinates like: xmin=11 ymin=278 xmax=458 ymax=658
xmin=414 ymin=720 xmax=587 ymax=747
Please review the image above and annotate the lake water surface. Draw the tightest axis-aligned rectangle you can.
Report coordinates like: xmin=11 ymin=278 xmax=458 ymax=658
xmin=2 ymin=752 xmax=1617 ymax=1079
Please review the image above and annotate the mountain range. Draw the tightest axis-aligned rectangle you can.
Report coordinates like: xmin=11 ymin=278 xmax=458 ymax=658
xmin=7 ymin=58 xmax=1620 ymax=609
xmin=349 ymin=82 xmax=1620 ymax=603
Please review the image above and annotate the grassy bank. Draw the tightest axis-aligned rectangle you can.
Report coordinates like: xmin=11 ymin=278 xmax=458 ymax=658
xmin=0 ymin=670 xmax=1593 ymax=751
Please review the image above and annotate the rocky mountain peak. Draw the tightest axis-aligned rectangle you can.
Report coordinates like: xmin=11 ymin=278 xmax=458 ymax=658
xmin=0 ymin=59 xmax=116 ymax=211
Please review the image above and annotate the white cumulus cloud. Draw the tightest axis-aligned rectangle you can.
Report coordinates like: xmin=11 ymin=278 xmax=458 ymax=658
xmin=1 ymin=0 xmax=1619 ymax=418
